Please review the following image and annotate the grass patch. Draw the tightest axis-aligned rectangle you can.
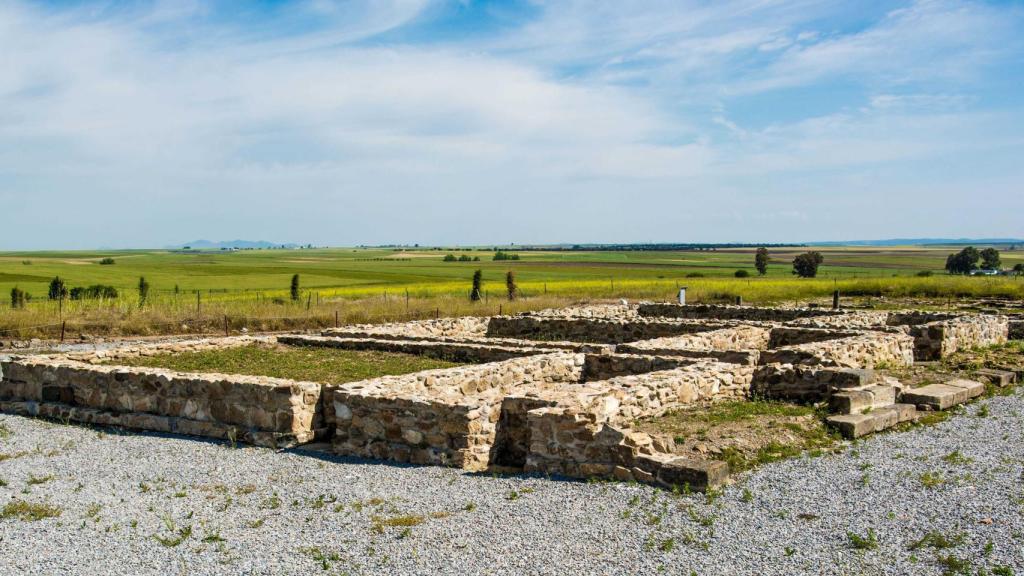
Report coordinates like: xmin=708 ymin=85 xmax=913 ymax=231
xmin=1 ymin=500 xmax=62 ymax=521
xmin=908 ymin=530 xmax=965 ymax=550
xmin=103 ymin=344 xmax=463 ymax=384
xmin=848 ymin=528 xmax=879 ymax=550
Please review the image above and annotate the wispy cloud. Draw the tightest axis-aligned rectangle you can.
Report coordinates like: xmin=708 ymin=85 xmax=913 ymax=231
xmin=0 ymin=0 xmax=1022 ymax=248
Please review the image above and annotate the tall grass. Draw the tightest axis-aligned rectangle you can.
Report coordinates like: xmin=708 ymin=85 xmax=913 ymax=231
xmin=0 ymin=275 xmax=1020 ymax=340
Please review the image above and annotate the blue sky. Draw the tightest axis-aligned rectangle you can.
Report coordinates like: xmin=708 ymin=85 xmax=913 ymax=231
xmin=1 ymin=0 xmax=1022 ymax=249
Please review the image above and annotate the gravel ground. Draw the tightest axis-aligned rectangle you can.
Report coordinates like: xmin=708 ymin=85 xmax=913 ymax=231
xmin=1 ymin=392 xmax=1022 ymax=575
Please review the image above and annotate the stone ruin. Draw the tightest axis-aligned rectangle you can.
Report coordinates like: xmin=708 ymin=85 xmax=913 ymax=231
xmin=1 ymin=303 xmax=1018 ymax=491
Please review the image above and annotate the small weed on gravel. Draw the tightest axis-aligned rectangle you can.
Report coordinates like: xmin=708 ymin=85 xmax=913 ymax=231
xmin=1 ymin=500 xmax=62 ymax=521
xmin=935 ymin=553 xmax=972 ymax=575
xmin=908 ymin=530 xmax=965 ymax=550
xmin=848 ymin=528 xmax=879 ymax=550
xmin=942 ymin=450 xmax=974 ymax=465
xmin=920 ymin=471 xmax=946 ymax=489
xmin=27 ymin=473 xmax=54 ymax=485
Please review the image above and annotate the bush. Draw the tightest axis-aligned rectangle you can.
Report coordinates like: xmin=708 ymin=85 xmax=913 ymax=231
xmin=69 ymin=285 xmax=119 ymax=300
xmin=792 ymin=252 xmax=824 ymax=278
xmin=734 ymin=269 xmax=750 ymax=278
xmin=493 ymin=251 xmax=520 ymax=261
xmin=470 ymin=270 xmax=483 ymax=301
xmin=138 ymin=276 xmax=150 ymax=307
xmin=442 ymin=254 xmax=457 ymax=262
xmin=48 ymin=277 xmax=68 ymax=301
xmin=10 ymin=287 xmax=27 ymax=309
xmin=916 ymin=270 xmax=933 ymax=277
xmin=290 ymin=274 xmax=300 ymax=301
xmin=685 ymin=272 xmax=705 ymax=278
xmin=98 ymin=257 xmax=115 ymax=265
xmin=506 ymin=271 xmax=517 ymax=301
xmin=458 ymin=255 xmax=472 ymax=262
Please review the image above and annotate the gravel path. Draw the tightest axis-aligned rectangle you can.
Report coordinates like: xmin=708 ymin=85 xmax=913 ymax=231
xmin=1 ymin=392 xmax=1022 ymax=575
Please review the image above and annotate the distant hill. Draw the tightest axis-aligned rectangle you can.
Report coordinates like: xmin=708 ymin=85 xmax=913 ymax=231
xmin=813 ymin=238 xmax=1024 ymax=247
xmin=170 ymin=240 xmax=300 ymax=250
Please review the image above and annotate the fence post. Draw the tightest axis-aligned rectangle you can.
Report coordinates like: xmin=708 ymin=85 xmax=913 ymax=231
xmin=335 ymin=310 xmax=339 ymax=328
xmin=832 ymin=290 xmax=840 ymax=310
xmin=224 ymin=315 xmax=229 ymax=336
xmin=196 ymin=291 xmax=201 ymax=316
xmin=60 ymin=321 xmax=66 ymax=343
xmin=435 ymin=307 xmax=439 ymax=320
xmin=306 ymin=293 xmax=311 ymax=311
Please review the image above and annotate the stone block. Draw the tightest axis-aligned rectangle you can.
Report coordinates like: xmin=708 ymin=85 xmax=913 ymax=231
xmin=974 ymin=369 xmax=1015 ymax=388
xmin=656 ymin=458 xmax=729 ymax=491
xmin=900 ymin=383 xmax=972 ymax=410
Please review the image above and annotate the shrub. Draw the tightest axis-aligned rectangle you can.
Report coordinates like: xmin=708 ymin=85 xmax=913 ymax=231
xmin=69 ymin=285 xmax=119 ymax=300
xmin=916 ymin=270 xmax=933 ymax=277
xmin=458 ymin=255 xmax=472 ymax=262
xmin=98 ymin=257 xmax=116 ymax=265
xmin=792 ymin=252 xmax=824 ymax=278
xmin=443 ymin=254 xmax=457 ymax=262
xmin=506 ymin=271 xmax=517 ymax=301
xmin=685 ymin=272 xmax=705 ymax=278
xmin=10 ymin=287 xmax=27 ymax=309
xmin=493 ymin=251 xmax=520 ymax=261
xmin=734 ymin=269 xmax=750 ymax=278
xmin=137 ymin=277 xmax=150 ymax=307
xmin=470 ymin=270 xmax=483 ymax=301
xmin=47 ymin=277 xmax=68 ymax=301
xmin=755 ymin=247 xmax=769 ymax=276
xmin=290 ymin=274 xmax=300 ymax=301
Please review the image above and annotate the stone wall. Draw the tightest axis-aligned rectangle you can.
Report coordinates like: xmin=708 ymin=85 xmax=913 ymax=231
xmin=485 ymin=316 xmax=732 ymax=344
xmin=0 ymin=356 xmax=322 ymax=448
xmin=326 ymin=353 xmax=584 ymax=471
xmin=907 ymin=315 xmax=1009 ymax=360
xmin=322 ymin=317 xmax=490 ymax=341
xmin=580 ymin=353 xmax=697 ymax=381
xmin=620 ymin=326 xmax=771 ymax=353
xmin=279 ymin=334 xmax=559 ymax=364
xmin=788 ymin=311 xmax=891 ymax=329
xmin=767 ymin=327 xmax=860 ymax=348
xmin=886 ymin=311 xmax=958 ymax=327
xmin=1010 ymin=318 xmax=1024 ymax=341
xmin=758 ymin=332 xmax=915 ymax=369
xmin=751 ymin=364 xmax=878 ymax=402
xmin=637 ymin=303 xmax=841 ymax=322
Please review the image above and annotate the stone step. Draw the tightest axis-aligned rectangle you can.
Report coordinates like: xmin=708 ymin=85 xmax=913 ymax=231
xmin=826 ymin=403 xmax=918 ymax=439
xmin=899 ymin=380 xmax=985 ymax=411
xmin=829 ymin=385 xmax=898 ymax=415
xmin=975 ymin=368 xmax=1016 ymax=388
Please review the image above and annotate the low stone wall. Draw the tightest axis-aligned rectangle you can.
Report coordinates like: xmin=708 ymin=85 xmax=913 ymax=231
xmin=524 ymin=305 xmax=638 ymax=320
xmin=768 ymin=327 xmax=860 ymax=348
xmin=907 ymin=315 xmax=1009 ymax=360
xmin=638 ymin=303 xmax=841 ymax=322
xmin=751 ymin=364 xmax=878 ymax=402
xmin=788 ymin=311 xmax=891 ymax=329
xmin=886 ymin=311 xmax=958 ymax=327
xmin=326 ymin=353 xmax=584 ymax=470
xmin=758 ymin=332 xmax=915 ymax=369
xmin=485 ymin=316 xmax=731 ymax=344
xmin=621 ymin=326 xmax=771 ymax=353
xmin=0 ymin=356 xmax=322 ymax=448
xmin=1010 ymin=319 xmax=1024 ymax=341
xmin=279 ymin=334 xmax=559 ymax=364
xmin=580 ymin=353 xmax=696 ymax=382
xmin=322 ymin=317 xmax=490 ymax=341
xmin=59 ymin=336 xmax=269 ymax=364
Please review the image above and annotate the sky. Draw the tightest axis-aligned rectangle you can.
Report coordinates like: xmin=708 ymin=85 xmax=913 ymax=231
xmin=1 ymin=0 xmax=1023 ymax=249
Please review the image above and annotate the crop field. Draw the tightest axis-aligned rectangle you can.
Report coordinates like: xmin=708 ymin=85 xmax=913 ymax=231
xmin=1 ymin=246 xmax=1022 ymax=339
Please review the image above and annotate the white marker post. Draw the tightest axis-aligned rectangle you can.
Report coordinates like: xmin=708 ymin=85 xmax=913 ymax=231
xmin=678 ymin=287 xmax=687 ymax=305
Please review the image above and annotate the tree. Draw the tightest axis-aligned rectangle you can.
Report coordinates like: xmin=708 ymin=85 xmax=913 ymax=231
xmin=734 ymin=269 xmax=750 ymax=278
xmin=443 ymin=254 xmax=457 ymax=262
xmin=1014 ymin=263 xmax=1024 ymax=276
xmin=506 ymin=271 xmax=517 ymax=301
xmin=290 ymin=274 xmax=300 ymax=301
xmin=48 ymin=277 xmax=67 ymax=301
xmin=980 ymin=248 xmax=1001 ymax=270
xmin=792 ymin=252 xmax=824 ymax=278
xmin=470 ymin=270 xmax=483 ymax=301
xmin=137 ymin=276 xmax=150 ymax=307
xmin=754 ymin=247 xmax=769 ymax=276
xmin=944 ymin=247 xmax=980 ymax=275
xmin=10 ymin=287 xmax=26 ymax=309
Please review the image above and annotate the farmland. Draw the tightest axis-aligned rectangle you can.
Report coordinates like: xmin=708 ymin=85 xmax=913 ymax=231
xmin=1 ymin=245 xmax=1022 ymax=339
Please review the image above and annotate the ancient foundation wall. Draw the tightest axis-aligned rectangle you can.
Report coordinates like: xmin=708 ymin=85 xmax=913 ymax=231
xmin=637 ymin=303 xmax=840 ymax=322
xmin=1010 ymin=319 xmax=1024 ymax=341
xmin=758 ymin=332 xmax=915 ymax=369
xmin=619 ymin=326 xmax=771 ymax=353
xmin=279 ymin=334 xmax=558 ymax=364
xmin=485 ymin=316 xmax=731 ymax=344
xmin=322 ymin=317 xmax=490 ymax=341
xmin=768 ymin=327 xmax=860 ymax=348
xmin=907 ymin=315 xmax=1009 ymax=360
xmin=0 ymin=357 xmax=322 ymax=448
xmin=751 ymin=365 xmax=877 ymax=402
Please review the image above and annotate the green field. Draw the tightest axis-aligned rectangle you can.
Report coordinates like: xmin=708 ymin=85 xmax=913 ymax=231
xmin=1 ymin=246 xmax=1022 ymax=338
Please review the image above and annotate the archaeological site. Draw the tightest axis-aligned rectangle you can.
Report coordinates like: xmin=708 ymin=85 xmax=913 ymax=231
xmin=2 ymin=302 xmax=1020 ymax=491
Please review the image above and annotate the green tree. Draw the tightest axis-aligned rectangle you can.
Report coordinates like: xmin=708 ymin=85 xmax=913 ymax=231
xmin=980 ymin=248 xmax=1001 ymax=270
xmin=1013 ymin=263 xmax=1024 ymax=275
xmin=944 ymin=247 xmax=980 ymax=275
xmin=792 ymin=252 xmax=824 ymax=278
xmin=137 ymin=276 xmax=150 ymax=307
xmin=443 ymin=254 xmax=457 ymax=262
xmin=47 ymin=277 xmax=67 ymax=301
xmin=290 ymin=274 xmax=300 ymax=301
xmin=506 ymin=271 xmax=518 ymax=301
xmin=754 ymin=247 xmax=769 ymax=276
xmin=470 ymin=270 xmax=483 ymax=301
